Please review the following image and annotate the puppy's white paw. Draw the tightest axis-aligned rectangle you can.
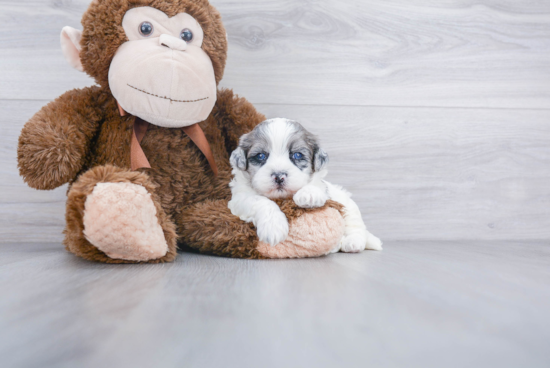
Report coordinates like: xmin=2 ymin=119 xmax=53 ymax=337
xmin=256 ymin=210 xmax=289 ymax=246
xmin=339 ymin=233 xmax=366 ymax=253
xmin=365 ymin=233 xmax=383 ymax=251
xmin=293 ymin=186 xmax=329 ymax=208
xmin=339 ymin=231 xmax=383 ymax=253
xmin=329 ymin=244 xmax=341 ymax=254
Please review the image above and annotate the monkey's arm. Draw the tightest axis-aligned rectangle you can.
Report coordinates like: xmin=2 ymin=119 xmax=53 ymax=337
xmin=214 ymin=88 xmax=266 ymax=155
xmin=18 ymin=86 xmax=106 ymax=190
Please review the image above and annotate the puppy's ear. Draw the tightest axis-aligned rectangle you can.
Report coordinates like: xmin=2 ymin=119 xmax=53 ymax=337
xmin=314 ymin=148 xmax=329 ymax=172
xmin=230 ymin=147 xmax=247 ymax=170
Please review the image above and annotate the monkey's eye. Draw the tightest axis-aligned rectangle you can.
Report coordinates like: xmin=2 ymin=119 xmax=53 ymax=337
xmin=256 ymin=153 xmax=267 ymax=161
xmin=292 ymin=152 xmax=304 ymax=160
xmin=180 ymin=28 xmax=194 ymax=42
xmin=139 ymin=22 xmax=154 ymax=37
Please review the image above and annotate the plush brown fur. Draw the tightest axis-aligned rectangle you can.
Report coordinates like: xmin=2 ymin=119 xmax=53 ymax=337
xmin=274 ymin=199 xmax=344 ymax=220
xmin=80 ymin=0 xmax=227 ymax=87
xmin=17 ymin=0 xmax=345 ymax=263
xmin=18 ymin=86 xmax=108 ymax=190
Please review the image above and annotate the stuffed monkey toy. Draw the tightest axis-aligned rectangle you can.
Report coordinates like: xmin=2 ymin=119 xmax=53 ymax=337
xmin=17 ymin=0 xmax=345 ymax=263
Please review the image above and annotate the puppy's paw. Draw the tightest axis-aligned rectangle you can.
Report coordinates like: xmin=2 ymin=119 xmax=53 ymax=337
xmin=365 ymin=232 xmax=383 ymax=251
xmin=329 ymin=244 xmax=341 ymax=254
xmin=339 ymin=233 xmax=366 ymax=253
xmin=339 ymin=231 xmax=383 ymax=253
xmin=293 ymin=186 xmax=329 ymax=208
xmin=256 ymin=210 xmax=289 ymax=246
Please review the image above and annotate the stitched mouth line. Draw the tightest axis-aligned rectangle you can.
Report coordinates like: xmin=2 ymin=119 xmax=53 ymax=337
xmin=127 ymin=84 xmax=209 ymax=103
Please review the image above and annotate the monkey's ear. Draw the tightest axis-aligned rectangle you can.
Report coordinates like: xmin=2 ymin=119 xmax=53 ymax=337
xmin=230 ymin=147 xmax=247 ymax=171
xmin=60 ymin=26 xmax=84 ymax=72
xmin=314 ymin=148 xmax=329 ymax=172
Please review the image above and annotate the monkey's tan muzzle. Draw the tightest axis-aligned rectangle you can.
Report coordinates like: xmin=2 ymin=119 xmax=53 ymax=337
xmin=159 ymin=34 xmax=187 ymax=51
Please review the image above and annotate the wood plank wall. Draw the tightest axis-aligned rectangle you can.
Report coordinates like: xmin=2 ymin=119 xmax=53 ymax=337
xmin=1 ymin=0 xmax=549 ymax=243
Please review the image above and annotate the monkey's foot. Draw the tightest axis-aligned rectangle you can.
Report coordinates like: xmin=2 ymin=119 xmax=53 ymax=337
xmin=83 ymin=182 xmax=168 ymax=261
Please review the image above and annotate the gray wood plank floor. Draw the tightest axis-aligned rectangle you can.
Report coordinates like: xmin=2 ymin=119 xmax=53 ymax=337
xmin=1 ymin=241 xmax=549 ymax=368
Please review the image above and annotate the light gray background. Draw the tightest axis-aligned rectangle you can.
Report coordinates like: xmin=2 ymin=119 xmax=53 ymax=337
xmin=2 ymin=0 xmax=549 ymax=242
xmin=1 ymin=1 xmax=549 ymax=367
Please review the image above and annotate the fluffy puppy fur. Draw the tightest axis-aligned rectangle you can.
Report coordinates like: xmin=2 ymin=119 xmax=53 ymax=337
xmin=229 ymin=118 xmax=382 ymax=252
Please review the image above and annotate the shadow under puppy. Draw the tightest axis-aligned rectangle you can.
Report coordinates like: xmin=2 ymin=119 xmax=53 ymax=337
xmin=229 ymin=118 xmax=382 ymax=253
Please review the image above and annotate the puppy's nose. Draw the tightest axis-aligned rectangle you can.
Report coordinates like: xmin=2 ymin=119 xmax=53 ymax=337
xmin=272 ymin=172 xmax=287 ymax=185
xmin=159 ymin=34 xmax=187 ymax=51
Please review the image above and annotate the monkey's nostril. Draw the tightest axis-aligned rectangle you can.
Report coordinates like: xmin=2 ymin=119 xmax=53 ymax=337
xmin=161 ymin=43 xmax=170 ymax=48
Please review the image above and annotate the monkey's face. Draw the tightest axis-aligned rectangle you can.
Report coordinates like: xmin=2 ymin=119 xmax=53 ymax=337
xmin=108 ymin=7 xmax=217 ymax=128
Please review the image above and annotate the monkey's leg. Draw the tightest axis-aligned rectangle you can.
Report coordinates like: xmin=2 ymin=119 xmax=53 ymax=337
xmin=177 ymin=199 xmax=345 ymax=259
xmin=64 ymin=165 xmax=177 ymax=263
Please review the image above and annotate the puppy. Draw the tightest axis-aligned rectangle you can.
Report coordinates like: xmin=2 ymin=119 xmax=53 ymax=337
xmin=228 ymin=118 xmax=382 ymax=253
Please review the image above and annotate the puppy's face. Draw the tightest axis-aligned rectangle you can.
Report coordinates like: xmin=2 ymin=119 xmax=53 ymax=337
xmin=230 ymin=118 xmax=328 ymax=199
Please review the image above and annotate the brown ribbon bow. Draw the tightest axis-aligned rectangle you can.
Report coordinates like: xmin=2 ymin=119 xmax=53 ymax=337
xmin=118 ymin=102 xmax=218 ymax=176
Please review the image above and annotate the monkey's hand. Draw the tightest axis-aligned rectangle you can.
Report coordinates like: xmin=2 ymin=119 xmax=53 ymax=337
xmin=18 ymin=87 xmax=105 ymax=190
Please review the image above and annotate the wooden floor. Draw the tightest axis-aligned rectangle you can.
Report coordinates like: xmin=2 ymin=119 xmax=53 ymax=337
xmin=1 ymin=241 xmax=549 ymax=368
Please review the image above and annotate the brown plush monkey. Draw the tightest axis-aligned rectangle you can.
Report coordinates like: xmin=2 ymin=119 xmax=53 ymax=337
xmin=17 ymin=0 xmax=345 ymax=263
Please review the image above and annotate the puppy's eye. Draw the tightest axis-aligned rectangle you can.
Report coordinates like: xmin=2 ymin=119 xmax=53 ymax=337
xmin=292 ymin=152 xmax=304 ymax=160
xmin=139 ymin=21 xmax=154 ymax=37
xmin=256 ymin=153 xmax=267 ymax=161
xmin=180 ymin=28 xmax=193 ymax=42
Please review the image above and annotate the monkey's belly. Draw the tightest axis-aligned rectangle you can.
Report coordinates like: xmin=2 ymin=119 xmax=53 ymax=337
xmin=140 ymin=138 xmax=232 ymax=217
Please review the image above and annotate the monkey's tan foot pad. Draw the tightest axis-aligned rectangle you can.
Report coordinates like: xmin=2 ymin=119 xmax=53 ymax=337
xmin=83 ymin=182 xmax=168 ymax=262
xmin=257 ymin=206 xmax=345 ymax=259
